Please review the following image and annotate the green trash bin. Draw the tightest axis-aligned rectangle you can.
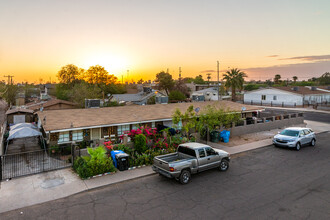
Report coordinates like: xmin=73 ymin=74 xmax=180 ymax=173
xmin=210 ymin=131 xmax=221 ymax=143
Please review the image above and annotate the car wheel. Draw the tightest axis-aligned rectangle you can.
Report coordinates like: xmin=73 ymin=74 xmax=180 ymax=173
xmin=310 ymin=139 xmax=316 ymax=147
xmin=179 ymin=170 xmax=191 ymax=184
xmin=219 ymin=159 xmax=229 ymax=171
xmin=295 ymin=142 xmax=301 ymax=151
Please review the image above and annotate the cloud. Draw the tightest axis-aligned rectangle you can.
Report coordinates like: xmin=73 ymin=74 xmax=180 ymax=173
xmin=200 ymin=69 xmax=216 ymax=73
xmin=242 ymin=60 xmax=330 ymax=80
xmin=279 ymin=55 xmax=330 ymax=61
xmin=267 ymin=55 xmax=279 ymax=58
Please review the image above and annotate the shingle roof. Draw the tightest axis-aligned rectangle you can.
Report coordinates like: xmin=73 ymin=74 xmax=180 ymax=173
xmin=6 ymin=108 xmax=34 ymax=115
xmin=37 ymin=101 xmax=263 ymax=132
xmin=26 ymin=99 xmax=76 ymax=111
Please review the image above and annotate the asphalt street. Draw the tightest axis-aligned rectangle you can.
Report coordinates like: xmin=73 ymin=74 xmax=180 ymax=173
xmin=1 ymin=132 xmax=329 ymax=220
xmin=262 ymin=108 xmax=330 ymax=123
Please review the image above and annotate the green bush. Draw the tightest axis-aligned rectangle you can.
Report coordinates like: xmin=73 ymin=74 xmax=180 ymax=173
xmin=169 ymin=90 xmax=186 ymax=101
xmin=134 ymin=134 xmax=147 ymax=154
xmin=73 ymin=146 xmax=116 ymax=179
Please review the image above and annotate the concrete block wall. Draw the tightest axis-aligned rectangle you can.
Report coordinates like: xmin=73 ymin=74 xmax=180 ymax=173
xmin=228 ymin=114 xmax=304 ymax=136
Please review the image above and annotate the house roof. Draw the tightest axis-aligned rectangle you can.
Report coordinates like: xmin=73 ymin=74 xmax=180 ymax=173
xmin=26 ymin=99 xmax=76 ymax=111
xmin=112 ymin=91 xmax=165 ymax=103
xmin=275 ymin=86 xmax=330 ymax=95
xmin=37 ymin=101 xmax=263 ymax=132
xmin=6 ymin=108 xmax=34 ymax=115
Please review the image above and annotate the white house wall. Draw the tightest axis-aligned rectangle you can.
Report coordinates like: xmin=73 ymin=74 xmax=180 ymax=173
xmin=244 ymin=88 xmax=303 ymax=105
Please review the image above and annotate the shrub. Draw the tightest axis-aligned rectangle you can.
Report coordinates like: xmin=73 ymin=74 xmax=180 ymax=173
xmin=169 ymin=90 xmax=186 ymax=101
xmin=134 ymin=134 xmax=147 ymax=154
xmin=73 ymin=146 xmax=116 ymax=179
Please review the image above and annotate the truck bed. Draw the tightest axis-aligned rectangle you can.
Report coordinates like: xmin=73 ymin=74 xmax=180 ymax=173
xmin=153 ymin=152 xmax=195 ymax=171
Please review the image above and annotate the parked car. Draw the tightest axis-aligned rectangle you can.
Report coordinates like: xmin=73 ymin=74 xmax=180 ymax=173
xmin=273 ymin=127 xmax=316 ymax=151
xmin=152 ymin=143 xmax=230 ymax=184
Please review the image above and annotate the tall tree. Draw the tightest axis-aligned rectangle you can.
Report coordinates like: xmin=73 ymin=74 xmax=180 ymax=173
xmin=86 ymin=65 xmax=109 ymax=85
xmin=155 ymin=71 xmax=174 ymax=95
xmin=292 ymin=76 xmax=298 ymax=84
xmin=57 ymin=64 xmax=80 ymax=84
xmin=193 ymin=75 xmax=206 ymax=84
xmin=318 ymin=72 xmax=330 ymax=85
xmin=274 ymin=74 xmax=281 ymax=84
xmin=223 ymin=68 xmax=247 ymax=101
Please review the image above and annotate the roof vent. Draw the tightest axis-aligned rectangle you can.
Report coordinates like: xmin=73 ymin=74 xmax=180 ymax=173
xmin=292 ymin=87 xmax=299 ymax=91
xmin=311 ymin=86 xmax=317 ymax=91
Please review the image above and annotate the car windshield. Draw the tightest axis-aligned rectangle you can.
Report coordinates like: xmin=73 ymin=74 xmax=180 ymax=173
xmin=280 ymin=129 xmax=299 ymax=137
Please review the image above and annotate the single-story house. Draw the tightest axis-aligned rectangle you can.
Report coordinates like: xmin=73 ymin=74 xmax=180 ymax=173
xmin=6 ymin=108 xmax=35 ymax=125
xmin=244 ymin=86 xmax=330 ymax=106
xmin=25 ymin=99 xmax=77 ymax=112
xmin=191 ymin=87 xmax=219 ymax=101
xmin=36 ymin=101 xmax=263 ymax=146
xmin=111 ymin=90 xmax=168 ymax=105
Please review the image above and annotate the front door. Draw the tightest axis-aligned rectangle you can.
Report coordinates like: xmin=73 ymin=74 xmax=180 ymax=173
xmin=205 ymin=147 xmax=220 ymax=169
xmin=197 ymin=148 xmax=209 ymax=172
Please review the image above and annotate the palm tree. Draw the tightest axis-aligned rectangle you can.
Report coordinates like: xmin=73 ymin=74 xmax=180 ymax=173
xmin=223 ymin=68 xmax=247 ymax=101
xmin=274 ymin=74 xmax=281 ymax=84
xmin=292 ymin=76 xmax=298 ymax=84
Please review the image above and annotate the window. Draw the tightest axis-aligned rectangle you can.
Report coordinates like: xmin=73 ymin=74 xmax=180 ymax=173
xmin=58 ymin=132 xmax=69 ymax=143
xmin=118 ymin=125 xmax=130 ymax=135
xmin=205 ymin=147 xmax=216 ymax=156
xmin=299 ymin=131 xmax=305 ymax=137
xmin=132 ymin=124 xmax=139 ymax=130
xmin=198 ymin=149 xmax=206 ymax=158
xmin=72 ymin=130 xmax=83 ymax=141
xmin=178 ymin=146 xmax=196 ymax=157
xmin=273 ymin=96 xmax=277 ymax=100
xmin=303 ymin=129 xmax=310 ymax=135
xmin=261 ymin=95 xmax=266 ymax=100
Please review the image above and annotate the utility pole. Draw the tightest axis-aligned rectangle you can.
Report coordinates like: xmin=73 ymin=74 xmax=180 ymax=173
xmin=217 ymin=61 xmax=220 ymax=101
xmin=4 ymin=75 xmax=13 ymax=85
xmin=179 ymin=67 xmax=182 ymax=80
xmin=206 ymin=73 xmax=211 ymax=87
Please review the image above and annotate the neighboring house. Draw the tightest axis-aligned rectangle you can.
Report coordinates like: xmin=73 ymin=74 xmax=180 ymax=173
xmin=40 ymin=84 xmax=55 ymax=100
xmin=37 ymin=101 xmax=263 ymax=146
xmin=244 ymin=86 xmax=330 ymax=106
xmin=191 ymin=87 xmax=219 ymax=101
xmin=25 ymin=99 xmax=77 ymax=112
xmin=111 ymin=90 xmax=167 ymax=105
xmin=6 ymin=108 xmax=34 ymax=125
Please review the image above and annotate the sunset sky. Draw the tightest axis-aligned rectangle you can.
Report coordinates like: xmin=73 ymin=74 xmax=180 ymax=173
xmin=1 ymin=0 xmax=330 ymax=83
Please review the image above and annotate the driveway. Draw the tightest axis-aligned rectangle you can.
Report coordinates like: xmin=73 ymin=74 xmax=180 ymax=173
xmin=1 ymin=132 xmax=329 ymax=219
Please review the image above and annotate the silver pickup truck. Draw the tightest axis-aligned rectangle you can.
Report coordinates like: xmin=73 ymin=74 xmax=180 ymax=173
xmin=152 ymin=142 xmax=230 ymax=184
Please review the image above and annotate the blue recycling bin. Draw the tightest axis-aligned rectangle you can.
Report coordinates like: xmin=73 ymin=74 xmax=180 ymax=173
xmin=220 ymin=130 xmax=231 ymax=143
xmin=110 ymin=150 xmax=124 ymax=168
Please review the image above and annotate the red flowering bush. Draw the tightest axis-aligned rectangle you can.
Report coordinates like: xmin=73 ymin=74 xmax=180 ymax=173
xmin=104 ymin=141 xmax=113 ymax=150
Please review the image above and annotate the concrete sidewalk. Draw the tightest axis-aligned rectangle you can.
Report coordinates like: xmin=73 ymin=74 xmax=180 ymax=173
xmin=0 ymin=120 xmax=329 ymax=213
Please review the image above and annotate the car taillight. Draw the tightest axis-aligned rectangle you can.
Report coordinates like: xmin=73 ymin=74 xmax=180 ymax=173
xmin=169 ymin=167 xmax=174 ymax=172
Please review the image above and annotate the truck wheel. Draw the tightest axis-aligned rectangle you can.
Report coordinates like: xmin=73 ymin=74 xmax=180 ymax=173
xmin=219 ymin=159 xmax=229 ymax=171
xmin=179 ymin=170 xmax=191 ymax=184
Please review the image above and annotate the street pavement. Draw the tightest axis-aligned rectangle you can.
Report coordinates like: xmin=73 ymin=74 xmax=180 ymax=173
xmin=1 ymin=132 xmax=329 ymax=220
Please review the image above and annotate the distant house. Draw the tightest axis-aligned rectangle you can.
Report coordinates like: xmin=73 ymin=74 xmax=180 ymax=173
xmin=111 ymin=89 xmax=167 ymax=105
xmin=6 ymin=108 xmax=34 ymax=125
xmin=37 ymin=101 xmax=263 ymax=146
xmin=191 ymin=87 xmax=219 ymax=101
xmin=244 ymin=86 xmax=330 ymax=106
xmin=25 ymin=99 xmax=77 ymax=112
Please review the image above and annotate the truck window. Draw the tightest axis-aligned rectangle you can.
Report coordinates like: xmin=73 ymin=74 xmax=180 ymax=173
xmin=178 ymin=146 xmax=196 ymax=157
xmin=205 ymin=147 xmax=216 ymax=156
xmin=198 ymin=149 xmax=206 ymax=158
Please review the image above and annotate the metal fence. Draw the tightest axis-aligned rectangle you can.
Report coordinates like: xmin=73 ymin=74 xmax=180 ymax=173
xmin=0 ymin=145 xmax=73 ymax=180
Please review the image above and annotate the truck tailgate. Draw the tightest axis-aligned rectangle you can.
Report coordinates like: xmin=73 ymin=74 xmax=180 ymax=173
xmin=153 ymin=153 xmax=178 ymax=171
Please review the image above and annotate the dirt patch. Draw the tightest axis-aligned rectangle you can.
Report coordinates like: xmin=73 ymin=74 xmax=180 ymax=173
xmin=216 ymin=124 xmax=306 ymax=147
